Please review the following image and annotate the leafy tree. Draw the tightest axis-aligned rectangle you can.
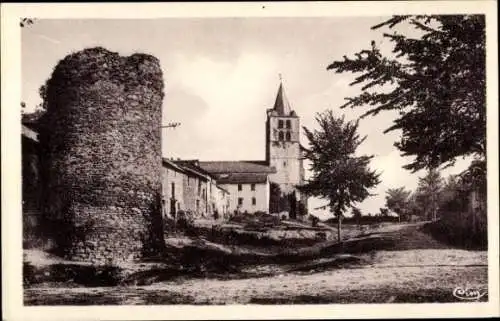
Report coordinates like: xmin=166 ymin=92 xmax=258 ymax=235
xmin=351 ymin=207 xmax=362 ymax=226
xmin=440 ymin=175 xmax=460 ymax=201
xmin=385 ymin=187 xmax=411 ymax=221
xmin=406 ymin=192 xmax=426 ymax=221
xmin=37 ymin=84 xmax=48 ymax=110
xmin=459 ymin=159 xmax=486 ymax=194
xmin=269 ymin=182 xmax=282 ymax=214
xmin=456 ymin=159 xmax=487 ymax=215
xmin=297 ymin=200 xmax=308 ymax=217
xmin=415 ymin=168 xmax=443 ymax=221
xmin=379 ymin=207 xmax=389 ymax=217
xmin=439 ymin=174 xmax=467 ymax=213
xmin=327 ymin=15 xmax=486 ymax=172
xmin=299 ymin=110 xmax=380 ymax=241
xmin=269 ymin=182 xmax=296 ymax=215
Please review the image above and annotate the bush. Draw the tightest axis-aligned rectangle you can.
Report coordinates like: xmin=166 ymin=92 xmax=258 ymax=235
xmin=424 ymin=214 xmax=487 ymax=250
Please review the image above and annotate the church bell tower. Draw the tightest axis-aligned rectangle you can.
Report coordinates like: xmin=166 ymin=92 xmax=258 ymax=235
xmin=265 ymin=79 xmax=307 ymax=217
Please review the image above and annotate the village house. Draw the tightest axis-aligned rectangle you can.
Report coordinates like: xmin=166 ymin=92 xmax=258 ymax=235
xmin=21 ymin=120 xmax=42 ymax=246
xmin=213 ymin=184 xmax=231 ymax=220
xmin=162 ymin=159 xmax=230 ymax=220
xmin=161 ymin=158 xmax=185 ymax=220
xmin=198 ymin=161 xmax=275 ymax=214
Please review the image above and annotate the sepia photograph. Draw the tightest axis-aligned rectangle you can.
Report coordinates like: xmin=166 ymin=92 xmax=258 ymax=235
xmin=2 ymin=1 xmax=499 ymax=320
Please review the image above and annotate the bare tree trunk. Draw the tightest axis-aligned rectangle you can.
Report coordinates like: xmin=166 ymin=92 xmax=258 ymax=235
xmin=337 ymin=215 xmax=342 ymax=242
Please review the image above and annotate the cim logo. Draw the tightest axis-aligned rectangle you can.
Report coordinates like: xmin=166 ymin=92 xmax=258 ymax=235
xmin=453 ymin=287 xmax=487 ymax=301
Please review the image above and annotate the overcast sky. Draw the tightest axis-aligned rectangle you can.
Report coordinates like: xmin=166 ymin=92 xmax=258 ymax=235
xmin=21 ymin=18 xmax=472 ymax=219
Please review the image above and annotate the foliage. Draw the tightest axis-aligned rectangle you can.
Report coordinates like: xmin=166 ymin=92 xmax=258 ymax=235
xmin=299 ymin=110 xmax=380 ymax=219
xmin=438 ymin=160 xmax=487 ymax=248
xmin=458 ymin=159 xmax=486 ymax=194
xmin=298 ymin=201 xmax=308 ymax=216
xmin=439 ymin=174 xmax=464 ymax=212
xmin=441 ymin=186 xmax=468 ymax=215
xmin=415 ymin=169 xmax=443 ymax=220
xmin=385 ymin=187 xmax=411 ymax=220
xmin=21 ymin=82 xmax=48 ymax=119
xmin=269 ymin=182 xmax=305 ymax=217
xmin=351 ymin=207 xmax=362 ymax=225
xmin=379 ymin=207 xmax=389 ymax=217
xmin=327 ymin=15 xmax=486 ymax=172
xmin=269 ymin=182 xmax=292 ymax=214
xmin=268 ymin=182 xmax=282 ymax=214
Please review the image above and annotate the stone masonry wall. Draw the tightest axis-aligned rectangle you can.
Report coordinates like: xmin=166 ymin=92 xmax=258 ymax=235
xmin=39 ymin=47 xmax=164 ymax=264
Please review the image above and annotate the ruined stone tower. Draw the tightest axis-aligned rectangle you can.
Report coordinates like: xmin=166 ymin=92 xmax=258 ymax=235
xmin=265 ymin=81 xmax=307 ymax=216
xmin=40 ymin=47 xmax=164 ymax=264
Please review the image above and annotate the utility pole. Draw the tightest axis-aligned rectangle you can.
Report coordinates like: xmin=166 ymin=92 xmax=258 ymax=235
xmin=161 ymin=122 xmax=181 ymax=129
xmin=161 ymin=121 xmax=181 ymax=233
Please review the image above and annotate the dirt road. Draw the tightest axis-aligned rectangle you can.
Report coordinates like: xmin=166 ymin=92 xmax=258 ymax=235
xmin=25 ymin=249 xmax=487 ymax=305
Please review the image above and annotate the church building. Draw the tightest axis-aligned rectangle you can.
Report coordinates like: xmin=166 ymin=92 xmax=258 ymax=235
xmin=198 ymin=80 xmax=308 ymax=218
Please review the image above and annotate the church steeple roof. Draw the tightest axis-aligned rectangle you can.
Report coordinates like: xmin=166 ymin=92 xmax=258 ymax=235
xmin=273 ymin=80 xmax=292 ymax=116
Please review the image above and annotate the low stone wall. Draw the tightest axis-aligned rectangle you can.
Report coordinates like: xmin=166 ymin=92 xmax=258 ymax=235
xmin=186 ymin=221 xmax=334 ymax=247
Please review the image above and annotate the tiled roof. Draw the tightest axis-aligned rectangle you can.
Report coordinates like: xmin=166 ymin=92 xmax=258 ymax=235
xmin=162 ymin=158 xmax=186 ymax=173
xmin=22 ymin=125 xmax=39 ymax=142
xmin=21 ymin=109 xmax=45 ymax=131
xmin=215 ymin=172 xmax=269 ymax=184
xmin=215 ymin=185 xmax=230 ymax=194
xmin=198 ymin=161 xmax=275 ymax=174
xmin=181 ymin=166 xmax=210 ymax=181
xmin=171 ymin=159 xmax=214 ymax=180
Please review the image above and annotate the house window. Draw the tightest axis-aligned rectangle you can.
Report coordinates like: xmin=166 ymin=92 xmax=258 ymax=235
xmin=251 ymin=183 xmax=255 ymax=191
xmin=286 ymin=120 xmax=291 ymax=129
xmin=238 ymin=197 xmax=243 ymax=206
xmin=286 ymin=132 xmax=291 ymax=141
xmin=198 ymin=180 xmax=201 ymax=195
xmin=278 ymin=131 xmax=284 ymax=141
xmin=196 ymin=199 xmax=200 ymax=212
xmin=171 ymin=182 xmax=175 ymax=199
xmin=283 ymin=161 xmax=287 ymax=167
xmin=252 ymin=197 xmax=256 ymax=205
xmin=238 ymin=184 xmax=242 ymax=191
xmin=278 ymin=119 xmax=284 ymax=128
